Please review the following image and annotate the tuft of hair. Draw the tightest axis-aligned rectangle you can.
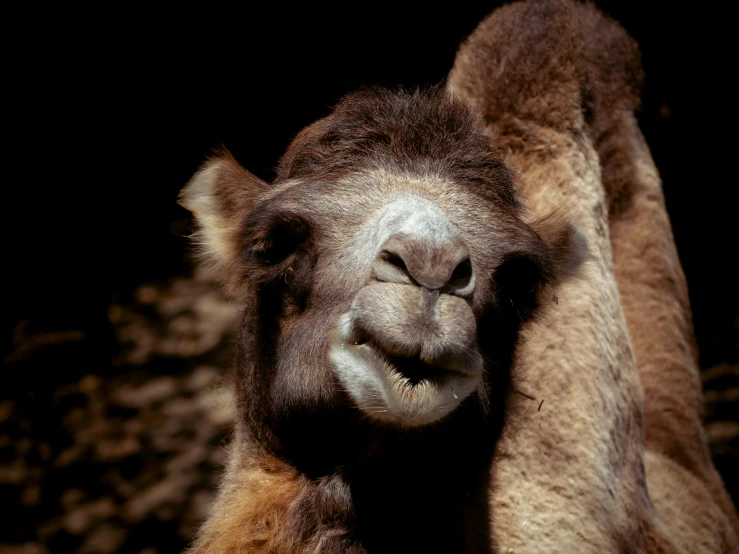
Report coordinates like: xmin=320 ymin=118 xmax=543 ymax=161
xmin=276 ymin=85 xmax=521 ymax=210
xmin=577 ymin=3 xmax=646 ymax=216
xmin=449 ymin=0 xmax=585 ymax=134
xmin=186 ymin=449 xmax=309 ymax=553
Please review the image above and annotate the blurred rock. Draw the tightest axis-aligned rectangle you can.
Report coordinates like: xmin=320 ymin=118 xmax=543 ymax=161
xmin=2 ymin=273 xmax=235 ymax=553
xmin=123 ymin=473 xmax=197 ymax=523
xmin=111 ymin=378 xmax=178 ymax=409
xmin=0 ymin=544 xmax=50 ymax=554
xmin=77 ymin=524 xmax=126 ymax=554
xmin=0 ymin=399 xmax=15 ymax=423
xmin=0 ymin=460 xmax=27 ymax=485
xmin=185 ymin=366 xmax=220 ymax=393
xmin=706 ymin=421 xmax=739 ymax=443
xmin=94 ymin=435 xmax=141 ymax=462
xmin=63 ymin=498 xmax=117 ymax=535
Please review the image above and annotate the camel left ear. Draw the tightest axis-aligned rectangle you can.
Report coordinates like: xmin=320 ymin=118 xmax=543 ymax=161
xmin=179 ymin=151 xmax=268 ymax=284
xmin=531 ymin=213 xmax=589 ymax=285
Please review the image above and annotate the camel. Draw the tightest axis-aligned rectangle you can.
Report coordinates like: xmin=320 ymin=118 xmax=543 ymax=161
xmin=449 ymin=0 xmax=738 ymax=551
xmin=180 ymin=85 xmax=586 ymax=553
xmin=178 ymin=1 xmax=738 ymax=552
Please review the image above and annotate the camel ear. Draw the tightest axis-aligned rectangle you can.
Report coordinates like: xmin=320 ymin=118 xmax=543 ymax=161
xmin=531 ymin=212 xmax=589 ymax=285
xmin=179 ymin=152 xmax=268 ymax=281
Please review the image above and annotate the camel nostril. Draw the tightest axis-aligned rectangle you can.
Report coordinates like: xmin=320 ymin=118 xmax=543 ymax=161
xmin=448 ymin=257 xmax=473 ymax=289
xmin=374 ymin=233 xmax=474 ymax=295
xmin=380 ymin=250 xmax=409 ymax=274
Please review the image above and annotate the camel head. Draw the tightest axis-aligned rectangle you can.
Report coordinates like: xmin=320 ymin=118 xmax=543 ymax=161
xmin=180 ymin=87 xmax=585 ymax=474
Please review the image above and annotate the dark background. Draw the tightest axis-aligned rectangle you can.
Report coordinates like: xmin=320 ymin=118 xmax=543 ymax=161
xmin=4 ymin=2 xmax=737 ymax=552
xmin=8 ymin=3 xmax=736 ymax=367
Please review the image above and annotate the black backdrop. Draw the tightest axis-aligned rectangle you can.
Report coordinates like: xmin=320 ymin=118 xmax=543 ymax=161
xmin=7 ymin=2 xmax=737 ymax=371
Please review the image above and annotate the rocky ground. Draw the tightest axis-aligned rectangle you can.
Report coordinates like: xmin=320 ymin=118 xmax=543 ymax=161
xmin=2 ymin=274 xmax=238 ymax=554
xmin=2 ymin=274 xmax=737 ymax=554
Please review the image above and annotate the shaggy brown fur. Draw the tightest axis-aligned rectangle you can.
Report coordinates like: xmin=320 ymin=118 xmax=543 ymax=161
xmin=449 ymin=0 xmax=738 ymax=551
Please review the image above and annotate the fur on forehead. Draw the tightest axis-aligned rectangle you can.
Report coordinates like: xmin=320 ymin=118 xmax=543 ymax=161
xmin=275 ymin=86 xmax=520 ymax=209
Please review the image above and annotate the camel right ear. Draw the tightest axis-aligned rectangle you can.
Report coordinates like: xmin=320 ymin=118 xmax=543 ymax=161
xmin=531 ymin=213 xmax=589 ymax=286
xmin=179 ymin=152 xmax=268 ymax=282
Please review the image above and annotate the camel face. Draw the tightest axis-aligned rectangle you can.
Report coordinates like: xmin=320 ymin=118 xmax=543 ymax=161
xmin=254 ymin=178 xmax=495 ymax=428
xmin=181 ymin=88 xmax=583 ymax=442
xmin=329 ymin=193 xmax=481 ymax=426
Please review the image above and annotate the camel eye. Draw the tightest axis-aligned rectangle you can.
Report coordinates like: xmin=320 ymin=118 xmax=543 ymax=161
xmin=494 ymin=253 xmax=544 ymax=309
xmin=248 ymin=212 xmax=312 ymax=267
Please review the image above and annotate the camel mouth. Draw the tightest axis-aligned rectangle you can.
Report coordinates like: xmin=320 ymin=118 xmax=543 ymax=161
xmin=328 ymin=326 xmax=483 ymax=426
xmin=351 ymin=339 xmax=466 ymax=386
xmin=386 ymin=353 xmax=445 ymax=386
xmin=337 ymin=326 xmax=482 ymax=383
xmin=328 ymin=281 xmax=482 ymax=426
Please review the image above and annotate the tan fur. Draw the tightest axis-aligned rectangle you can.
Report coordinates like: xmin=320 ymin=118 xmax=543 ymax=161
xmin=187 ymin=432 xmax=344 ymax=554
xmin=449 ymin=0 xmax=738 ymax=551
xmin=480 ymin=109 xmax=653 ymax=552
xmin=608 ymin=112 xmax=739 ymax=551
xmin=187 ymin=442 xmax=305 ymax=553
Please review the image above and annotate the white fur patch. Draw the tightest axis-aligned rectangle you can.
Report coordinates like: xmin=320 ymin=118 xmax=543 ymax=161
xmin=352 ymin=195 xmax=457 ymax=254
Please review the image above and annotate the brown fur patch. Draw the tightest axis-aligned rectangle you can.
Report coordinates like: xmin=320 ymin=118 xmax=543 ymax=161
xmin=576 ymin=3 xmax=644 ymax=218
xmin=448 ymin=0 xmax=584 ymax=135
xmin=448 ymin=0 xmax=643 ymax=216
